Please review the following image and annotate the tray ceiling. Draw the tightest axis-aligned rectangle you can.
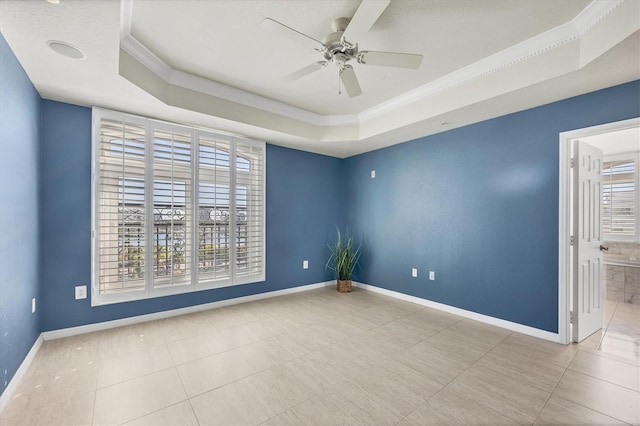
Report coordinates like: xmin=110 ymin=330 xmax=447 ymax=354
xmin=0 ymin=0 xmax=638 ymax=157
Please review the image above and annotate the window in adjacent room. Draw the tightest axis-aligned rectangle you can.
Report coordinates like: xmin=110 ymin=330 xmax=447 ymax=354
xmin=92 ymin=108 xmax=265 ymax=305
xmin=602 ymin=152 xmax=639 ymax=242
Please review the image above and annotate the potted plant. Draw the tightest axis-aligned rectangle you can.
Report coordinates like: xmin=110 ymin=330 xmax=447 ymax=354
xmin=326 ymin=228 xmax=361 ymax=293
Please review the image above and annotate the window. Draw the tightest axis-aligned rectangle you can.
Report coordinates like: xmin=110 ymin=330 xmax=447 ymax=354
xmin=92 ymin=108 xmax=265 ymax=305
xmin=602 ymin=152 xmax=640 ymax=242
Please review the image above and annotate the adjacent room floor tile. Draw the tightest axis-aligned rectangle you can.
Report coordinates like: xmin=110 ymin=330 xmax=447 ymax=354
xmin=553 ymin=369 xmax=640 ymax=425
xmin=568 ymin=349 xmax=640 ymax=391
xmin=534 ymin=394 xmax=627 ymax=425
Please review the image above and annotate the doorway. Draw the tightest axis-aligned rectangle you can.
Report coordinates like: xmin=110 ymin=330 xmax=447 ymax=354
xmin=558 ymin=117 xmax=640 ymax=346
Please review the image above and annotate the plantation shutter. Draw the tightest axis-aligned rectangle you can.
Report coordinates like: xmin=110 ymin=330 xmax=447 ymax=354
xmin=96 ymin=117 xmax=146 ymax=295
xmin=235 ymin=140 xmax=265 ymax=281
xmin=197 ymin=133 xmax=233 ymax=283
xmin=152 ymin=127 xmax=192 ymax=287
xmin=602 ymin=159 xmax=636 ymax=236
xmin=93 ymin=108 xmax=265 ymax=305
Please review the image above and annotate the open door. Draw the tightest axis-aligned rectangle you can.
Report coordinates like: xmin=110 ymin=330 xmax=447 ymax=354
xmin=572 ymin=140 xmax=604 ymax=342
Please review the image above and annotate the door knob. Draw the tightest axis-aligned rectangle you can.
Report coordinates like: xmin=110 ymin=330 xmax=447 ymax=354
xmin=600 ymin=245 xmax=609 ymax=251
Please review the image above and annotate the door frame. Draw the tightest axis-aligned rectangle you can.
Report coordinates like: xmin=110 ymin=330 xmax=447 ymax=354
xmin=558 ymin=117 xmax=640 ymax=344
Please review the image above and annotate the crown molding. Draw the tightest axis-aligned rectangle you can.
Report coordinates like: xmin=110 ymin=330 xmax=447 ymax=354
xmin=119 ymin=0 xmax=358 ymax=127
xmin=120 ymin=0 xmax=630 ymax=130
xmin=573 ymin=0 xmax=624 ymax=36
xmin=358 ymin=0 xmax=625 ymax=123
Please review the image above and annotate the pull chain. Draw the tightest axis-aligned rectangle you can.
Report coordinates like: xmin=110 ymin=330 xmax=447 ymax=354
xmin=338 ymin=70 xmax=341 ymax=95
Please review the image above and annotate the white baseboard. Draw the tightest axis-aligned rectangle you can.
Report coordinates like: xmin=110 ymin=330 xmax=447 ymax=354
xmin=0 ymin=334 xmax=43 ymax=414
xmin=353 ymin=282 xmax=561 ymax=343
xmin=43 ymin=281 xmax=334 ymax=340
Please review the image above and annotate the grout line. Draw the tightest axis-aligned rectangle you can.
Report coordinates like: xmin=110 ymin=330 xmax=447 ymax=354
xmin=95 ymin=363 xmax=176 ymax=391
xmin=531 ymin=347 xmax=579 ymax=425
xmin=394 ymin=329 xmax=514 ymax=425
xmin=539 ymin=368 xmax=638 ymax=425
xmin=90 ymin=353 xmax=99 ymax=425
xmin=536 ymin=393 xmax=635 ymax=426
xmin=598 ymin=300 xmax=620 ymax=351
xmin=171 ymin=363 xmax=199 ymax=425
xmin=425 ymin=331 xmax=512 ymax=410
xmin=565 ymin=366 xmax=640 ymax=393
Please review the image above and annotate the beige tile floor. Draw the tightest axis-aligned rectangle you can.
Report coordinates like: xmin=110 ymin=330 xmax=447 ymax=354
xmin=1 ymin=287 xmax=638 ymax=425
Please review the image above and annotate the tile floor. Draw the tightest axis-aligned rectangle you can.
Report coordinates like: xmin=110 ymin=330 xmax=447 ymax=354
xmin=0 ymin=287 xmax=638 ymax=425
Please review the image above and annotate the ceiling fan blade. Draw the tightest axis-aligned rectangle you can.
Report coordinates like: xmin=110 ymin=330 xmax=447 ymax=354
xmin=261 ymin=18 xmax=324 ymax=51
xmin=343 ymin=0 xmax=391 ymax=44
xmin=282 ymin=61 xmax=327 ymax=81
xmin=339 ymin=65 xmax=362 ymax=98
xmin=357 ymin=51 xmax=423 ymax=69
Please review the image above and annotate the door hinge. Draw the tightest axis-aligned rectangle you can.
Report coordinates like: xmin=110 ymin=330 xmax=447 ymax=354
xmin=570 ymin=158 xmax=575 ymax=168
xmin=570 ymin=235 xmax=574 ymax=246
xmin=570 ymin=310 xmax=574 ymax=324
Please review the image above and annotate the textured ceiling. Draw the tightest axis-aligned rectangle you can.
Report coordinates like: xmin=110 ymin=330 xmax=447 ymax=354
xmin=0 ymin=0 xmax=638 ymax=158
xmin=130 ymin=0 xmax=590 ymax=115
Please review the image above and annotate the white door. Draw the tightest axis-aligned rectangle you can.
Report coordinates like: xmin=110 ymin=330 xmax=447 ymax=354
xmin=573 ymin=140 xmax=604 ymax=342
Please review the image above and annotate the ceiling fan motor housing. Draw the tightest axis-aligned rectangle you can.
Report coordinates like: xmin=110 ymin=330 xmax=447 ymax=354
xmin=323 ymin=17 xmax=357 ymax=61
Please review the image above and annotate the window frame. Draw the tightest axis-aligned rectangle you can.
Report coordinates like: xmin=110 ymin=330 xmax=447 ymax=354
xmin=91 ymin=108 xmax=266 ymax=306
xmin=601 ymin=151 xmax=640 ymax=243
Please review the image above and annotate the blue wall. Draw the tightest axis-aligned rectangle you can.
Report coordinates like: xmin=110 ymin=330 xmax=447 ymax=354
xmin=2 ymin=21 xmax=639 ymax=398
xmin=0 ymin=34 xmax=41 ymax=396
xmin=39 ymin=101 xmax=343 ymax=331
xmin=344 ymin=80 xmax=640 ymax=333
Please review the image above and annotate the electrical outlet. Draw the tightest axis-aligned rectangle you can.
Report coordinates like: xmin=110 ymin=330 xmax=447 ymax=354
xmin=412 ymin=268 xmax=418 ymax=278
xmin=75 ymin=285 xmax=87 ymax=300
xmin=371 ymin=170 xmax=376 ymax=178
xmin=303 ymin=260 xmax=309 ymax=269
xmin=31 ymin=298 xmax=36 ymax=313
xmin=429 ymin=271 xmax=435 ymax=280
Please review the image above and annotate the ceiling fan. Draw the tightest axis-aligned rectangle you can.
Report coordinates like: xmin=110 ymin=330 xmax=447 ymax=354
xmin=261 ymin=0 xmax=423 ymax=98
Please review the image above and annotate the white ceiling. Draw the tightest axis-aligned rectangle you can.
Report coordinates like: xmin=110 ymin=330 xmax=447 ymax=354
xmin=129 ymin=0 xmax=589 ymax=115
xmin=584 ymin=127 xmax=640 ymax=155
xmin=0 ymin=0 xmax=638 ymax=158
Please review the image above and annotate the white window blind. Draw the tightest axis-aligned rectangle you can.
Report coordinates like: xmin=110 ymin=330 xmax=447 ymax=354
xmin=97 ymin=117 xmax=146 ymax=295
xmin=92 ymin=108 xmax=265 ymax=305
xmin=235 ymin=141 xmax=265 ymax=281
xmin=602 ymin=156 xmax=638 ymax=241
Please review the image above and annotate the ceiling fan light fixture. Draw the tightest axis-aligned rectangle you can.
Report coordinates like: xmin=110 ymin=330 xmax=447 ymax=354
xmin=47 ymin=40 xmax=85 ymax=59
xmin=45 ymin=0 xmax=62 ymax=4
